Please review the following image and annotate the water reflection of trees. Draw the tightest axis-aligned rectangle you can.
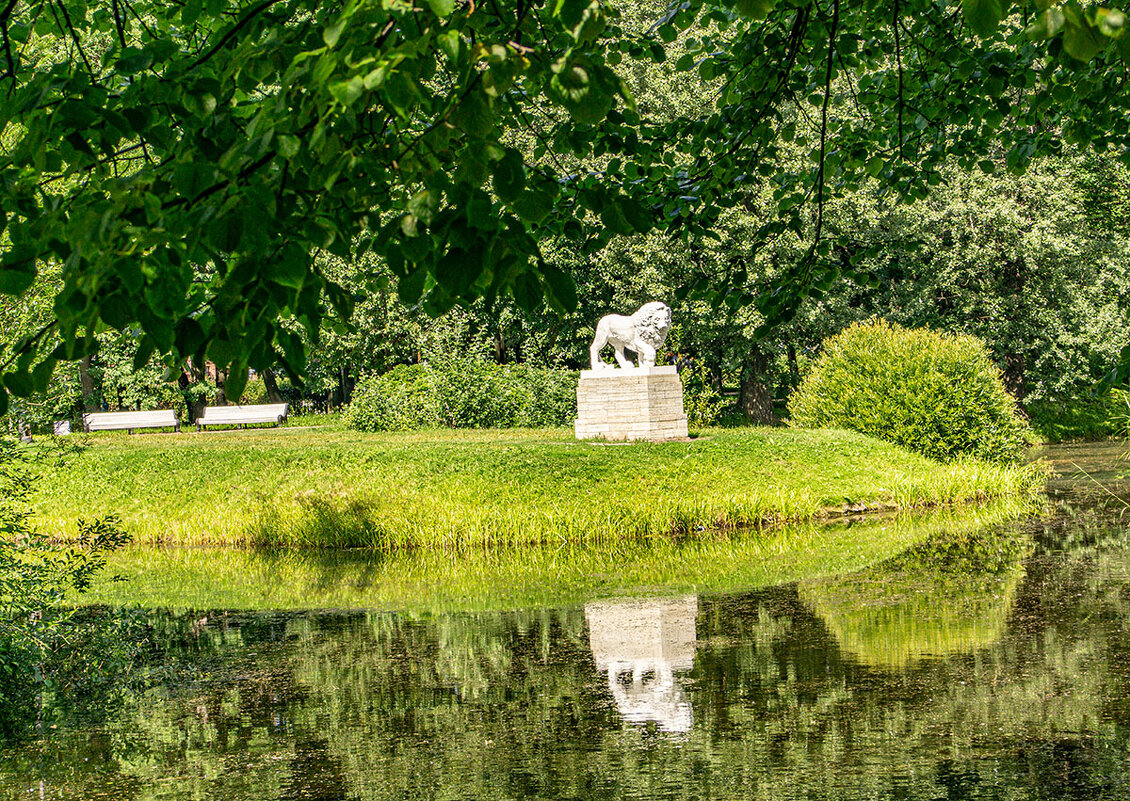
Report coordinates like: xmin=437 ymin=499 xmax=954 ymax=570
xmin=6 ymin=536 xmax=1130 ymax=799
xmin=798 ymin=526 xmax=1032 ymax=668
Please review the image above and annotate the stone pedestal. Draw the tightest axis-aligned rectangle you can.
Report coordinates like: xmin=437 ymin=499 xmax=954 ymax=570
xmin=574 ymin=366 xmax=689 ymax=441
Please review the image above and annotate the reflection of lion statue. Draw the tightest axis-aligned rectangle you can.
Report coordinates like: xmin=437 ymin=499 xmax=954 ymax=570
xmin=590 ymin=302 xmax=672 ymax=369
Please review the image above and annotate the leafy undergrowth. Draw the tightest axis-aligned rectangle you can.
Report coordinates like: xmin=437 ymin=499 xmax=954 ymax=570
xmin=31 ymin=427 xmax=1047 ymax=549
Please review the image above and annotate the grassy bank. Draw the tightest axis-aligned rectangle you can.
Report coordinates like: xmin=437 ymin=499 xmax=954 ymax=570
xmin=31 ymin=426 xmax=1045 ymax=548
xmin=83 ymin=501 xmax=1032 ymax=613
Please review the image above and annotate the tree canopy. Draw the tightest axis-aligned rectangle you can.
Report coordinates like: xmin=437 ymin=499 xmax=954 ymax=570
xmin=2 ymin=0 xmax=1129 ymax=402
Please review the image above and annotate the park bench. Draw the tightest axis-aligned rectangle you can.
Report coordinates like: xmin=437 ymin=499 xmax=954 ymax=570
xmin=195 ymin=403 xmax=289 ymax=431
xmin=82 ymin=409 xmax=181 ymax=434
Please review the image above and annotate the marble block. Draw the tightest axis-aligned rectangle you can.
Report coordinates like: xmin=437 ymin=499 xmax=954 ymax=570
xmin=574 ymin=365 xmax=689 ymax=441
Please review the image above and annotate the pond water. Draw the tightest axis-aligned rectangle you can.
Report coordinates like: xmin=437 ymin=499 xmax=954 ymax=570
xmin=4 ymin=442 xmax=1130 ymax=800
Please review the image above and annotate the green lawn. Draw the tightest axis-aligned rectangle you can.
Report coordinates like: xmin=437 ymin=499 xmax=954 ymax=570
xmin=33 ymin=425 xmax=1045 ymax=548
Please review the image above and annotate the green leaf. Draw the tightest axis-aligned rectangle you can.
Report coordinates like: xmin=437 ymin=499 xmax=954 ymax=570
xmin=407 ymin=190 xmax=438 ymax=225
xmin=323 ymin=19 xmax=346 ymax=48
xmin=730 ymin=0 xmax=779 ymax=20
xmin=329 ymin=76 xmax=365 ymax=107
xmin=1027 ymin=6 xmax=1066 ymax=39
xmin=31 ymin=358 xmax=55 ymax=393
xmin=962 ymin=0 xmax=1006 ymax=38
xmin=492 ymin=149 xmax=526 ymax=203
xmin=225 ymin=361 xmax=249 ymax=403
xmin=438 ymin=30 xmax=462 ymax=63
xmin=133 ymin=337 xmax=158 ymax=370
xmin=541 ymin=262 xmax=577 ymax=312
xmin=435 ymin=248 xmax=482 ymax=294
xmin=278 ymin=135 xmax=300 ymax=158
xmin=1096 ymin=7 xmax=1126 ymax=36
xmin=116 ymin=47 xmax=153 ymax=74
xmin=268 ymin=244 xmax=309 ymax=290
xmin=675 ymin=53 xmax=695 ymax=72
xmin=600 ymin=202 xmax=635 ymax=236
xmin=619 ymin=197 xmax=653 ymax=233
xmin=426 ymin=0 xmax=455 ymax=16
xmin=0 ymin=265 xmax=36 ymax=296
xmin=4 ymin=370 xmax=33 ymax=398
xmin=514 ymin=189 xmax=555 ymax=223
xmin=512 ymin=272 xmax=543 ymax=312
xmin=1063 ymin=10 xmax=1106 ymax=59
xmin=398 ymin=268 xmax=427 ymax=304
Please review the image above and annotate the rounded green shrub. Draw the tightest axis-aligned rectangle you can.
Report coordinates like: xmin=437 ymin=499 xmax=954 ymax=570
xmin=788 ymin=320 xmax=1030 ymax=463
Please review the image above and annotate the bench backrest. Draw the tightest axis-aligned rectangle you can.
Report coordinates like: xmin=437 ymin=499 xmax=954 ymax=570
xmin=197 ymin=403 xmax=289 ymax=424
xmin=83 ymin=409 xmax=179 ymax=431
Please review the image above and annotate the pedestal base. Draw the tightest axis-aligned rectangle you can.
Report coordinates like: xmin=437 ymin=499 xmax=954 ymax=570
xmin=574 ymin=366 xmax=689 ymax=441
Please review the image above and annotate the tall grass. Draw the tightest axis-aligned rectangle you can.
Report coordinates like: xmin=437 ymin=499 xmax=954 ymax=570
xmin=81 ymin=500 xmax=1035 ymax=613
xmin=31 ymin=427 xmax=1046 ymax=548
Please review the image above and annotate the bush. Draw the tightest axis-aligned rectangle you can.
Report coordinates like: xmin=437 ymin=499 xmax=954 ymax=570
xmin=0 ymin=439 xmax=132 ymax=739
xmin=344 ymin=365 xmax=441 ymax=432
xmin=680 ymin=361 xmax=727 ymax=428
xmin=239 ymin=376 xmax=270 ymax=405
xmin=788 ymin=320 xmax=1030 ymax=463
xmin=344 ymin=357 xmax=577 ymax=432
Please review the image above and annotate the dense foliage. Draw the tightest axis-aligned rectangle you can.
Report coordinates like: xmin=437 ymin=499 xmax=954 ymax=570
xmin=4 ymin=0 xmax=1130 ymax=403
xmin=0 ymin=439 xmax=132 ymax=739
xmin=788 ymin=320 xmax=1031 ymax=462
xmin=344 ymin=355 xmax=576 ymax=431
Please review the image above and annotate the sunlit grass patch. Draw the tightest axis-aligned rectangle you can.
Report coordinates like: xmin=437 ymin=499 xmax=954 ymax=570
xmin=32 ymin=426 xmax=1046 ymax=548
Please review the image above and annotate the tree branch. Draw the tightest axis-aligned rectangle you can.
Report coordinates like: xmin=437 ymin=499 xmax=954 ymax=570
xmin=187 ymin=0 xmax=286 ymax=71
xmin=813 ymin=0 xmax=839 ymax=248
xmin=111 ymin=0 xmax=127 ymax=48
xmin=53 ymin=0 xmax=96 ymax=80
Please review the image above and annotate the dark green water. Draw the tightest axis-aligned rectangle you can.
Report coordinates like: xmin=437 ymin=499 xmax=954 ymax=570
xmin=4 ymin=443 xmax=1130 ymax=800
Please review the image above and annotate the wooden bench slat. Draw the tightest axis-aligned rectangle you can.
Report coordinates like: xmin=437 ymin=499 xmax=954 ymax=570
xmin=83 ymin=410 xmax=180 ymax=432
xmin=196 ymin=403 xmax=288 ymax=429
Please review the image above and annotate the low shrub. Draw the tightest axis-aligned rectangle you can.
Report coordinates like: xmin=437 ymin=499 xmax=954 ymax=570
xmin=344 ymin=365 xmax=441 ymax=432
xmin=788 ymin=320 xmax=1030 ymax=463
xmin=344 ymin=357 xmax=576 ymax=432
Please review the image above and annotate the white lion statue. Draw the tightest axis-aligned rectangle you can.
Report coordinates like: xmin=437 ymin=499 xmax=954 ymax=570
xmin=589 ymin=301 xmax=672 ymax=369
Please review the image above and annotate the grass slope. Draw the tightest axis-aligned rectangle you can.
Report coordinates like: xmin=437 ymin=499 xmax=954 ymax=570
xmin=32 ymin=426 xmax=1044 ymax=548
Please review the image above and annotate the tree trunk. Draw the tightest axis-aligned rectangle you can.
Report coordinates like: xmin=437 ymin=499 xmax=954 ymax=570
xmin=494 ymin=330 xmax=507 ymax=364
xmin=1002 ymin=256 xmax=1028 ymax=401
xmin=262 ymin=369 xmax=284 ymax=403
xmin=739 ymin=347 xmax=776 ymax=426
xmin=79 ymin=356 xmax=95 ymax=411
xmin=1004 ymin=352 xmax=1027 ymax=402
xmin=786 ymin=343 xmax=800 ymax=388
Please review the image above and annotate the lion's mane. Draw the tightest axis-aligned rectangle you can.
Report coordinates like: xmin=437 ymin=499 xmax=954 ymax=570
xmin=632 ymin=302 xmax=672 ymax=348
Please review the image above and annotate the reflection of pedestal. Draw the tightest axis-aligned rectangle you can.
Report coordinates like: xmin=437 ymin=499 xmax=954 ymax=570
xmin=586 ymin=596 xmax=698 ymax=733
xmin=574 ymin=366 xmax=689 ymax=442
